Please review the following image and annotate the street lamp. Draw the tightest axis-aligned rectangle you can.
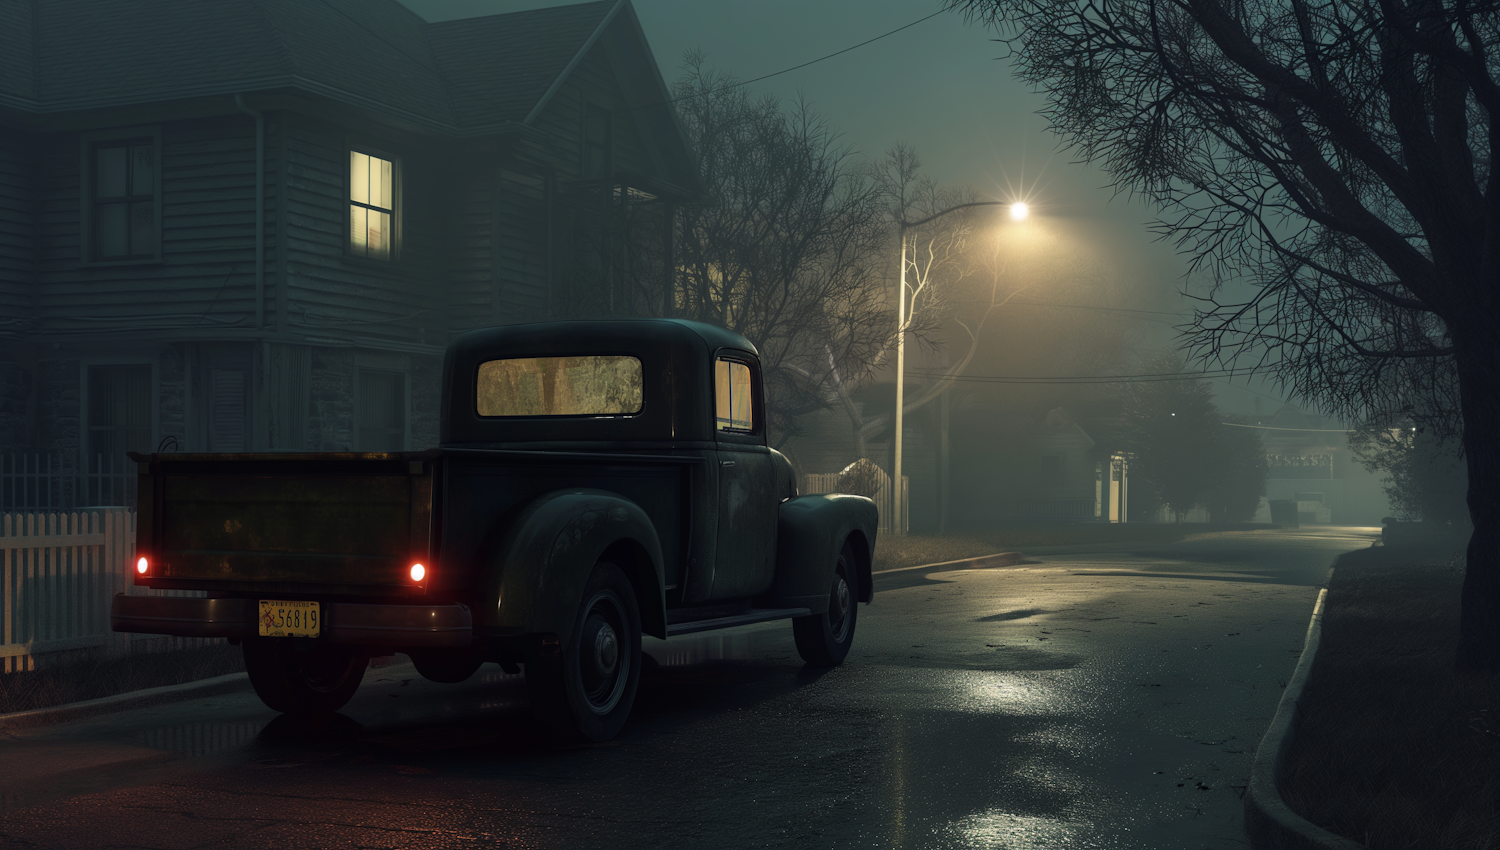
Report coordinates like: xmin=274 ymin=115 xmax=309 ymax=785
xmin=892 ymin=200 xmax=1027 ymax=535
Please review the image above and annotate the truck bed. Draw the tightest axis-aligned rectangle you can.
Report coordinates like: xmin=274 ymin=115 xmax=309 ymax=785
xmin=132 ymin=451 xmax=437 ymax=597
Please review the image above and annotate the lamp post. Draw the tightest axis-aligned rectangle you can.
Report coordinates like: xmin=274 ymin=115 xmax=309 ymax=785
xmin=892 ymin=200 xmax=1028 ymax=535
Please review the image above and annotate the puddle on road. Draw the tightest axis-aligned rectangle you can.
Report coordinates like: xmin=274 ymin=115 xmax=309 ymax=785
xmin=941 ymin=809 xmax=1090 ymax=849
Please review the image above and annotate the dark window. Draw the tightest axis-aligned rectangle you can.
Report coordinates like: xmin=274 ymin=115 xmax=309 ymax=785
xmin=583 ymin=104 xmax=611 ymax=179
xmin=349 ymin=150 xmax=396 ymax=261
xmin=358 ymin=371 xmax=406 ymax=451
xmin=91 ymin=139 xmax=156 ymax=260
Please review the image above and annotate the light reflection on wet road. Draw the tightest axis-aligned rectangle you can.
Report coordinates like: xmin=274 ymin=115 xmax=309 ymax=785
xmin=0 ymin=527 xmax=1377 ymax=849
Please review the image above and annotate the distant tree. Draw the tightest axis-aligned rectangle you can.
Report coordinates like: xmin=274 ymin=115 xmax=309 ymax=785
xmin=1350 ymin=417 xmax=1468 ymax=526
xmin=1119 ymin=354 xmax=1223 ymax=522
xmin=1119 ymin=354 xmax=1264 ymax=522
xmin=610 ymin=54 xmax=891 ymax=448
xmin=947 ymin=0 xmax=1500 ymax=670
xmin=1204 ymin=416 xmax=1268 ymax=523
xmin=849 ymin=145 xmax=999 ymax=450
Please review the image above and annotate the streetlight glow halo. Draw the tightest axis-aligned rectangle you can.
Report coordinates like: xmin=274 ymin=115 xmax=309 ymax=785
xmin=1010 ymin=202 xmax=1029 ymax=221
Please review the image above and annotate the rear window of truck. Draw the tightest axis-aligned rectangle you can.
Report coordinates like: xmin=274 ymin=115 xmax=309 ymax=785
xmin=476 ymin=355 xmax=643 ymax=417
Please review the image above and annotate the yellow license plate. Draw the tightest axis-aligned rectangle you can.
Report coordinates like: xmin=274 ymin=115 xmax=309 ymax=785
xmin=258 ymin=600 xmax=321 ymax=638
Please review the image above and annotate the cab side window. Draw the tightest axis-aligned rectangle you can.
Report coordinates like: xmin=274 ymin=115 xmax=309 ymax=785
xmin=715 ymin=358 xmax=756 ymax=433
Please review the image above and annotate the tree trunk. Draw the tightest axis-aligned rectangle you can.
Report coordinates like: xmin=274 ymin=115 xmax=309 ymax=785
xmin=1454 ymin=333 xmax=1500 ymax=673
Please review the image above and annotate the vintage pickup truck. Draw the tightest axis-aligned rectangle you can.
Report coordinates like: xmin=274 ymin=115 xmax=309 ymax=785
xmin=111 ymin=319 xmax=879 ymax=742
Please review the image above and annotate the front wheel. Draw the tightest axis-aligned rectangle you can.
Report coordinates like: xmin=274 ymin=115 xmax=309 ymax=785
xmin=242 ymin=638 xmax=368 ymax=715
xmin=793 ymin=543 xmax=858 ymax=666
xmin=526 ymin=562 xmax=642 ymax=743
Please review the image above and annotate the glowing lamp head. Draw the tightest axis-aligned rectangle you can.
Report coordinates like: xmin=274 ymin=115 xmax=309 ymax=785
xmin=1009 ymin=202 xmax=1029 ymax=221
xmin=136 ymin=556 xmax=148 ymax=575
xmin=410 ymin=563 xmax=426 ymax=582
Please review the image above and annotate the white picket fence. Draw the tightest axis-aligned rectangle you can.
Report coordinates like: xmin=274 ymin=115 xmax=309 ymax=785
xmin=804 ymin=460 xmax=909 ymax=535
xmin=1 ymin=510 xmax=210 ymax=673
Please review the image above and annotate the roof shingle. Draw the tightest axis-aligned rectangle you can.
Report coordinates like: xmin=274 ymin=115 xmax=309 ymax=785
xmin=2 ymin=0 xmax=622 ymax=134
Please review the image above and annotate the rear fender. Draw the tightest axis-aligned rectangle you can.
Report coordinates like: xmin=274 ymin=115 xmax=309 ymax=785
xmin=476 ymin=489 xmax=667 ymax=643
xmin=762 ymin=494 xmax=878 ymax=612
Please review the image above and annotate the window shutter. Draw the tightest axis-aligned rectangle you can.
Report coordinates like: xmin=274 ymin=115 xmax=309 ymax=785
xmin=210 ymin=369 xmax=246 ymax=452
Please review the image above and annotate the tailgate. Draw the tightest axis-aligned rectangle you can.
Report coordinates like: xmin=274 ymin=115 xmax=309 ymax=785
xmin=133 ymin=451 xmax=438 ymax=594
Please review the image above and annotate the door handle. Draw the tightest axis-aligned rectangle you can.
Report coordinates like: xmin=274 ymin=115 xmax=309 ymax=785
xmin=720 ymin=460 xmax=736 ymax=467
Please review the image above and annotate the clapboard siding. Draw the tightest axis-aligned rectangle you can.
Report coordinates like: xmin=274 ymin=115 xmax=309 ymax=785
xmin=493 ymin=171 xmax=550 ymax=321
xmin=443 ymin=156 xmax=492 ymax=332
xmin=0 ymin=126 xmax=34 ymax=320
xmin=281 ymin=118 xmax=445 ymax=341
xmin=33 ymin=119 xmax=267 ymax=330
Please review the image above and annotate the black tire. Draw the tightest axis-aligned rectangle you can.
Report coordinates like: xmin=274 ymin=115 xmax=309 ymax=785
xmin=526 ymin=562 xmax=642 ymax=744
xmin=242 ymin=638 xmax=368 ymax=715
xmin=793 ymin=543 xmax=858 ymax=666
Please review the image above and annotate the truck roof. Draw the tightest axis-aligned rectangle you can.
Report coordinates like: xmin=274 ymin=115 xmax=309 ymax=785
xmin=441 ymin=319 xmax=761 ymax=446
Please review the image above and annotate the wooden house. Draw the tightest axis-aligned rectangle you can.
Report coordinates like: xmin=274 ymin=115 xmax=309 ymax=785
xmin=0 ymin=0 xmax=696 ymax=506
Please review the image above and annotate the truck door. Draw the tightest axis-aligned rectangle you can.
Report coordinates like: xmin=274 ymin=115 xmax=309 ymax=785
xmin=712 ymin=354 xmax=776 ymax=599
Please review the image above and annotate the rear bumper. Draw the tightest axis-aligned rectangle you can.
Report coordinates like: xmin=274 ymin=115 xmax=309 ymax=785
xmin=110 ymin=594 xmax=473 ymax=647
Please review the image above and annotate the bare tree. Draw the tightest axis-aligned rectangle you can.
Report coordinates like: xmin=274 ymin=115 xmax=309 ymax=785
xmin=855 ymin=146 xmax=1041 ymax=445
xmin=950 ymin=0 xmax=1500 ymax=671
xmin=617 ymin=55 xmax=891 ymax=449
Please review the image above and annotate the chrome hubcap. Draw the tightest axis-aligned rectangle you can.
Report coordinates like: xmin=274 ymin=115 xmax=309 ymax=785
xmin=829 ymin=572 xmax=851 ymax=642
xmin=578 ymin=591 xmax=630 ymax=715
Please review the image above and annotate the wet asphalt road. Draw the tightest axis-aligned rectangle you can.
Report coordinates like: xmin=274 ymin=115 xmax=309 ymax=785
xmin=0 ymin=527 xmax=1377 ymax=850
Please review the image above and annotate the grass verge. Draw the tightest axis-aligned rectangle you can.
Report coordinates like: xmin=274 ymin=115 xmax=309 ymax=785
xmin=0 ymin=642 xmax=245 ymax=716
xmin=1281 ymin=543 xmax=1500 ymax=849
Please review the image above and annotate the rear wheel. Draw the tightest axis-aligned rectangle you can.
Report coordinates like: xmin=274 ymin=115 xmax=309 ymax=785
xmin=793 ymin=543 xmax=858 ymax=666
xmin=526 ymin=562 xmax=642 ymax=743
xmin=242 ymin=638 xmax=368 ymax=715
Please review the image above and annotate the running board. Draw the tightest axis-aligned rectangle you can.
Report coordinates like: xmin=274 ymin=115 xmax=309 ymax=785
xmin=666 ymin=607 xmax=811 ymax=637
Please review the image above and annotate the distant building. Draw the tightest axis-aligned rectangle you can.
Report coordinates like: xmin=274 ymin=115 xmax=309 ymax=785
xmin=1253 ymin=404 xmax=1391 ymax=525
xmin=0 ymin=0 xmax=695 ymax=508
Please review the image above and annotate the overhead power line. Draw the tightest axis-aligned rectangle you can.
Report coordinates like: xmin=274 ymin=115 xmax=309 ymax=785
xmin=634 ymin=10 xmax=947 ymax=111
xmin=1221 ymin=423 xmax=1353 ymax=432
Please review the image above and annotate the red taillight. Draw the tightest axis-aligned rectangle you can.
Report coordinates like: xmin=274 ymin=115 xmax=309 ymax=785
xmin=410 ymin=563 xmax=426 ymax=582
xmin=136 ymin=556 xmax=148 ymax=575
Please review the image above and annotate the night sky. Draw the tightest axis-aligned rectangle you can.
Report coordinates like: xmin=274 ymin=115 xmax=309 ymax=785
xmin=400 ymin=0 xmax=1297 ymax=416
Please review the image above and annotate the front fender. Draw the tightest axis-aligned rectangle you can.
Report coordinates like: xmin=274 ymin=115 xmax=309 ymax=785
xmin=475 ymin=489 xmax=667 ymax=643
xmin=762 ymin=494 xmax=878 ymax=612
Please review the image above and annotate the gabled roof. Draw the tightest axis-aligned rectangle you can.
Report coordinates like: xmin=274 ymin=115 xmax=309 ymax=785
xmin=0 ymin=0 xmax=664 ymax=139
xmin=427 ymin=2 xmax=618 ymax=130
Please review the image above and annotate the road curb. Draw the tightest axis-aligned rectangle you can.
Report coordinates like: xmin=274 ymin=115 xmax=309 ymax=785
xmin=873 ymin=551 xmax=1026 ymax=575
xmin=0 ymin=671 xmax=253 ymax=732
xmin=1243 ymin=582 xmax=1369 ymax=849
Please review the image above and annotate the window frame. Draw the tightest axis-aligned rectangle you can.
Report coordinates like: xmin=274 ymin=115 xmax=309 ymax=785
xmin=713 ymin=352 xmax=763 ymax=442
xmin=344 ymin=142 xmax=402 ymax=265
xmin=79 ymin=126 xmax=163 ymax=266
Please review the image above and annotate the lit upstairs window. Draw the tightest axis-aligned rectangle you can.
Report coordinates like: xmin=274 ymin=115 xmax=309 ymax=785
xmin=350 ymin=151 xmax=395 ymax=261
